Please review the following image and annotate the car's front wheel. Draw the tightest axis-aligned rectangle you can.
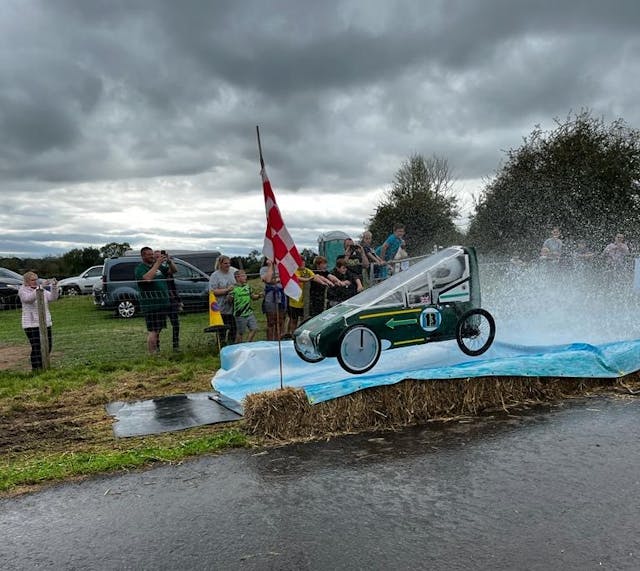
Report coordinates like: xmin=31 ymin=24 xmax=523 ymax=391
xmin=337 ymin=325 xmax=381 ymax=375
xmin=116 ymin=299 xmax=137 ymax=319
xmin=64 ymin=286 xmax=81 ymax=296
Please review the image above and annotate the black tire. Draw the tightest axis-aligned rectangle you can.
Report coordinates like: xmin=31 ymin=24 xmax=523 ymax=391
xmin=294 ymin=341 xmax=325 ymax=363
xmin=65 ymin=286 xmax=81 ymax=296
xmin=337 ymin=324 xmax=381 ymax=375
xmin=456 ymin=308 xmax=495 ymax=356
xmin=116 ymin=298 xmax=137 ymax=319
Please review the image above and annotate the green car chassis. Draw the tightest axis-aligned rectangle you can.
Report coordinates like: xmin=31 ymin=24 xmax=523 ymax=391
xmin=293 ymin=246 xmax=496 ymax=374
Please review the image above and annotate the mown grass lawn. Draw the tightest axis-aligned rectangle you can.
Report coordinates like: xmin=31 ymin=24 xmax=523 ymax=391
xmin=0 ymin=286 xmax=268 ymax=496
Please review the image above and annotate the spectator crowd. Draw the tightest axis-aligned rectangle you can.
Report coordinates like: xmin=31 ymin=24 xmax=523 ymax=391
xmin=511 ymin=227 xmax=637 ymax=281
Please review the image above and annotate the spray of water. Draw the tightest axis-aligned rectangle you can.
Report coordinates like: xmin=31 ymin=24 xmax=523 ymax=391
xmin=480 ymin=261 xmax=640 ymax=346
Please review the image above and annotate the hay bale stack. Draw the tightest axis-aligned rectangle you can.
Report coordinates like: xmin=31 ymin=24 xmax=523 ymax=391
xmin=243 ymin=376 xmax=628 ymax=440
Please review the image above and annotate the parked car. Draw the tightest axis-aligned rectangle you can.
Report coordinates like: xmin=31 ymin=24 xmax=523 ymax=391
xmin=94 ymin=256 xmax=210 ymax=318
xmin=0 ymin=267 xmax=22 ymax=310
xmin=58 ymin=265 xmax=104 ymax=296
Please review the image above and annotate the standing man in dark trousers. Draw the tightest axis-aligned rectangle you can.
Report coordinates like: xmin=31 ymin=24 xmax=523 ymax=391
xmin=154 ymin=250 xmax=181 ymax=351
xmin=135 ymin=247 xmax=171 ymax=354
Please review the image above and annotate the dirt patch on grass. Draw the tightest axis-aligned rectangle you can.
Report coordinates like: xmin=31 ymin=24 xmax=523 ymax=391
xmin=0 ymin=406 xmax=92 ymax=453
xmin=0 ymin=369 xmax=217 ymax=457
xmin=0 ymin=344 xmax=30 ymax=372
xmin=0 ymin=393 xmax=110 ymax=456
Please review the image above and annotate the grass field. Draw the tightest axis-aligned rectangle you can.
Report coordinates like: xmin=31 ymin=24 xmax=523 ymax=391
xmin=0 ymin=287 xmax=270 ymax=496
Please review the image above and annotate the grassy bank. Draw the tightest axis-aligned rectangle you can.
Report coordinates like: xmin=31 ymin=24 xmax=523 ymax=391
xmin=0 ymin=294 xmax=260 ymax=496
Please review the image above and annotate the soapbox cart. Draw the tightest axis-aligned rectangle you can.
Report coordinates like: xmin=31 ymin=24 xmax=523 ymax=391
xmin=293 ymin=245 xmax=496 ymax=374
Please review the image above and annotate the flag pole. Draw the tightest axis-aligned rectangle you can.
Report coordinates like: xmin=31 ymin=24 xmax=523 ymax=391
xmin=256 ymin=125 xmax=265 ymax=169
xmin=257 ymin=125 xmax=285 ymax=389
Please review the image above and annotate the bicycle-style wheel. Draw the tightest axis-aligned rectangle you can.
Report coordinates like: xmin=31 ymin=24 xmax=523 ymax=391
xmin=455 ymin=308 xmax=496 ymax=356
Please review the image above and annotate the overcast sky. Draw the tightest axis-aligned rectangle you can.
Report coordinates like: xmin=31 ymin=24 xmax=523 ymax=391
xmin=1 ymin=0 xmax=639 ymax=259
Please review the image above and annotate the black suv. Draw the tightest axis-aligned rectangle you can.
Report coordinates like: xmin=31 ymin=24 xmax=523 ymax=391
xmin=94 ymin=256 xmax=210 ymax=318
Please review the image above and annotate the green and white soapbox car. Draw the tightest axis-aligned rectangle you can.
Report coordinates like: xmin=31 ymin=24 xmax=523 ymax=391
xmin=293 ymin=245 xmax=496 ymax=374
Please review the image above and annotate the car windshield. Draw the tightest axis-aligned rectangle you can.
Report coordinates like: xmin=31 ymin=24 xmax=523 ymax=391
xmin=341 ymin=246 xmax=467 ymax=310
xmin=0 ymin=268 xmax=22 ymax=280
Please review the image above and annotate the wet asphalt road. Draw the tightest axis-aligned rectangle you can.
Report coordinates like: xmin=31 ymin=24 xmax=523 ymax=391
xmin=1 ymin=396 xmax=639 ymax=570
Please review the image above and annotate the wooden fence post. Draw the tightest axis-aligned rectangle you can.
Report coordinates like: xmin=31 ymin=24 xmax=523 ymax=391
xmin=302 ymin=281 xmax=311 ymax=321
xmin=36 ymin=288 xmax=50 ymax=369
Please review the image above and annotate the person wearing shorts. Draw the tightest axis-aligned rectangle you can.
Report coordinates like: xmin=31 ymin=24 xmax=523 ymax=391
xmin=135 ymin=247 xmax=170 ymax=354
xmin=230 ymin=270 xmax=260 ymax=343
xmin=260 ymin=259 xmax=287 ymax=341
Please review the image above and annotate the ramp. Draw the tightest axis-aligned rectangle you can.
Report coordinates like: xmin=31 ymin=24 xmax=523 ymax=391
xmin=106 ymin=392 xmax=243 ymax=438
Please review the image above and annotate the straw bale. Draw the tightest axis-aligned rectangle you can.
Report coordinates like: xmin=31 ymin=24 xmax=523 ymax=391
xmin=243 ymin=374 xmax=640 ymax=440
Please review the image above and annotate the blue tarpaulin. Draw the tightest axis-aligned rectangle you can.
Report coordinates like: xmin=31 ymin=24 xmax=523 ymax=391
xmin=211 ymin=338 xmax=640 ymax=405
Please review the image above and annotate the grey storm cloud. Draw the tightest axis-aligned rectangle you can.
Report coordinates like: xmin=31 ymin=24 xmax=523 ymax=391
xmin=1 ymin=0 xmax=639 ymax=257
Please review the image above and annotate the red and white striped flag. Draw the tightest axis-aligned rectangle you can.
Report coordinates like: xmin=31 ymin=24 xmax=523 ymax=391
xmin=261 ymin=166 xmax=303 ymax=300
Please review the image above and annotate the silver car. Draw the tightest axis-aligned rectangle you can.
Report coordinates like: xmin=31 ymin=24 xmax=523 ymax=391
xmin=58 ymin=265 xmax=104 ymax=296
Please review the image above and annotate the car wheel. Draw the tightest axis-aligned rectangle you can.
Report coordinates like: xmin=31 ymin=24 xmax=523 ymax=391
xmin=455 ymin=308 xmax=495 ymax=356
xmin=117 ymin=299 xmax=137 ymax=319
xmin=65 ymin=286 xmax=81 ymax=296
xmin=337 ymin=324 xmax=381 ymax=375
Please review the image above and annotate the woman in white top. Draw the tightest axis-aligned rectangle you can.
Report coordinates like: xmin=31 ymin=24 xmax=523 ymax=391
xmin=18 ymin=271 xmax=58 ymax=370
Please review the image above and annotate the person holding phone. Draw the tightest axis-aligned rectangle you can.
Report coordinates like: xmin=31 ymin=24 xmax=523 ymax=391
xmin=18 ymin=271 xmax=59 ymax=370
xmin=154 ymin=249 xmax=181 ymax=351
xmin=343 ymin=237 xmax=369 ymax=283
xmin=135 ymin=247 xmax=171 ymax=354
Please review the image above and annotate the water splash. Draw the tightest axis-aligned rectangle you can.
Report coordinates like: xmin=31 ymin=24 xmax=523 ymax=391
xmin=481 ymin=261 xmax=640 ymax=345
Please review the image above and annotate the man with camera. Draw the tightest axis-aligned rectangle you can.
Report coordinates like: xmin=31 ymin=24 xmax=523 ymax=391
xmin=343 ymin=237 xmax=369 ymax=283
xmin=154 ymin=249 xmax=181 ymax=352
xmin=135 ymin=246 xmax=174 ymax=354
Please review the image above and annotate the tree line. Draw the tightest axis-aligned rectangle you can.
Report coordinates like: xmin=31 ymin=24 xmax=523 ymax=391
xmin=0 ymin=242 xmax=318 ymax=279
xmin=368 ymin=110 xmax=639 ymax=260
xmin=0 ymin=242 xmax=131 ymax=278
xmin=467 ymin=111 xmax=640 ymax=257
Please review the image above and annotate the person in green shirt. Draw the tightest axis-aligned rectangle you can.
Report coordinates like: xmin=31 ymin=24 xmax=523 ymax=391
xmin=135 ymin=246 xmax=171 ymax=354
xmin=230 ymin=270 xmax=261 ymax=343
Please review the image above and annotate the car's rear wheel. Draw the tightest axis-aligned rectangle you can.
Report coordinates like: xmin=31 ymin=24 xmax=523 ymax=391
xmin=455 ymin=308 xmax=495 ymax=356
xmin=116 ymin=299 xmax=137 ymax=319
xmin=337 ymin=325 xmax=381 ymax=374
